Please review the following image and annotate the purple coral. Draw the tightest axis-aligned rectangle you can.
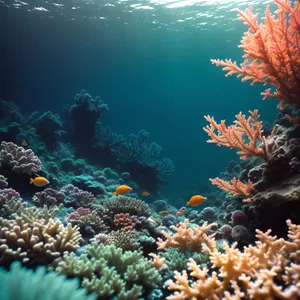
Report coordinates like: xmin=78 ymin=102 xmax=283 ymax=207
xmin=0 ymin=188 xmax=21 ymax=206
xmin=60 ymin=184 xmax=96 ymax=208
xmin=231 ymin=210 xmax=248 ymax=227
xmin=220 ymin=224 xmax=233 ymax=240
xmin=32 ymin=188 xmax=65 ymax=207
xmin=0 ymin=141 xmax=43 ymax=175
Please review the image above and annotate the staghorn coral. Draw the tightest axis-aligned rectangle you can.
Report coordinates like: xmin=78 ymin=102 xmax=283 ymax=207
xmin=157 ymin=219 xmax=217 ymax=252
xmin=103 ymin=195 xmax=151 ymax=217
xmin=204 ymin=110 xmax=277 ymax=161
xmin=0 ymin=215 xmax=81 ymax=265
xmin=166 ymin=219 xmax=300 ymax=299
xmin=0 ymin=261 xmax=95 ymax=300
xmin=0 ymin=141 xmax=43 ymax=174
xmin=211 ymin=0 xmax=300 ymax=108
xmin=210 ymin=177 xmax=256 ymax=202
xmin=56 ymin=243 xmax=162 ymax=300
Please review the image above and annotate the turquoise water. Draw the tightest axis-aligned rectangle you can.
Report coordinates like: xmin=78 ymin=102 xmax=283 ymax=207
xmin=1 ymin=0 xmax=278 ymax=202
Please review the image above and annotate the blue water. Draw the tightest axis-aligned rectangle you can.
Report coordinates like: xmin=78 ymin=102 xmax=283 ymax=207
xmin=1 ymin=0 xmax=278 ymax=203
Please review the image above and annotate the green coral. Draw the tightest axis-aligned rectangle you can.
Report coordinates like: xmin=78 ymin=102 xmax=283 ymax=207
xmin=56 ymin=244 xmax=162 ymax=300
xmin=0 ymin=261 xmax=95 ymax=300
xmin=103 ymin=196 xmax=151 ymax=216
xmin=107 ymin=229 xmax=140 ymax=251
xmin=160 ymin=248 xmax=187 ymax=272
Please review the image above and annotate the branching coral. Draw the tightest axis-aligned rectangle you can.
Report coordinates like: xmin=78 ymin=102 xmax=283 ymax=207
xmin=166 ymin=219 xmax=300 ymax=299
xmin=157 ymin=219 xmax=217 ymax=252
xmin=0 ymin=215 xmax=81 ymax=265
xmin=204 ymin=110 xmax=277 ymax=161
xmin=210 ymin=177 xmax=256 ymax=202
xmin=211 ymin=0 xmax=300 ymax=108
xmin=56 ymin=244 xmax=162 ymax=300
xmin=113 ymin=129 xmax=162 ymax=163
xmin=0 ymin=141 xmax=43 ymax=174
xmin=103 ymin=196 xmax=151 ymax=217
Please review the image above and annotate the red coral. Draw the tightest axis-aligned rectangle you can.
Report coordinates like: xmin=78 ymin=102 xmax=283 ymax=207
xmin=211 ymin=0 xmax=300 ymax=108
xmin=113 ymin=213 xmax=134 ymax=231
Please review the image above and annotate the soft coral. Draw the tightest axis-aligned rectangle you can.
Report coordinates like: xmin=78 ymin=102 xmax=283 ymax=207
xmin=212 ymin=0 xmax=300 ymax=109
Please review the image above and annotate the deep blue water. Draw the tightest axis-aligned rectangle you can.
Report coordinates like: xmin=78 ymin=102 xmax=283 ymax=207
xmin=0 ymin=0 xmax=278 ymax=202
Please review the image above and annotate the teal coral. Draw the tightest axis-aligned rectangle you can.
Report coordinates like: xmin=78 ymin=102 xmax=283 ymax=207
xmin=56 ymin=243 xmax=162 ymax=300
xmin=0 ymin=261 xmax=95 ymax=300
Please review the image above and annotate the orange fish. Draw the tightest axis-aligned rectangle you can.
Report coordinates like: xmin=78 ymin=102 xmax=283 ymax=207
xmin=141 ymin=191 xmax=150 ymax=197
xmin=21 ymin=140 xmax=28 ymax=147
xmin=30 ymin=176 xmax=49 ymax=187
xmin=159 ymin=210 xmax=169 ymax=217
xmin=113 ymin=185 xmax=132 ymax=196
xmin=186 ymin=195 xmax=206 ymax=206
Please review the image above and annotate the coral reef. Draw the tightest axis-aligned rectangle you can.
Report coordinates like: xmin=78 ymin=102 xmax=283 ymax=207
xmin=56 ymin=243 xmax=162 ymax=299
xmin=166 ymin=220 xmax=300 ymax=299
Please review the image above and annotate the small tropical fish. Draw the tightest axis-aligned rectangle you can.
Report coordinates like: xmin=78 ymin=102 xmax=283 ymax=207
xmin=30 ymin=176 xmax=49 ymax=187
xmin=113 ymin=185 xmax=132 ymax=196
xmin=21 ymin=140 xmax=28 ymax=147
xmin=159 ymin=210 xmax=169 ymax=217
xmin=141 ymin=191 xmax=150 ymax=197
xmin=186 ymin=195 xmax=206 ymax=206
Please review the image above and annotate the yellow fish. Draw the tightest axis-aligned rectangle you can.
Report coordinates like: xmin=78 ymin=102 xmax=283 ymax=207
xmin=186 ymin=195 xmax=206 ymax=206
xmin=113 ymin=185 xmax=132 ymax=196
xmin=30 ymin=176 xmax=49 ymax=187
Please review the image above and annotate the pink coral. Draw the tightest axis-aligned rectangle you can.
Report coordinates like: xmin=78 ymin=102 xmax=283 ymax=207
xmin=211 ymin=0 xmax=300 ymax=108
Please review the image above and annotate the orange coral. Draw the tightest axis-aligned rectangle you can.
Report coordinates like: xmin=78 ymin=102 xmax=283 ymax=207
xmin=211 ymin=0 xmax=300 ymax=108
xmin=113 ymin=213 xmax=133 ymax=231
xmin=204 ymin=110 xmax=277 ymax=161
xmin=157 ymin=219 xmax=216 ymax=252
xmin=210 ymin=177 xmax=256 ymax=202
xmin=166 ymin=219 xmax=300 ymax=299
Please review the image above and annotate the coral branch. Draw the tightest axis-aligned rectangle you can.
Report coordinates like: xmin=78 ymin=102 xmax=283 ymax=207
xmin=211 ymin=0 xmax=300 ymax=108
xmin=204 ymin=110 xmax=276 ymax=160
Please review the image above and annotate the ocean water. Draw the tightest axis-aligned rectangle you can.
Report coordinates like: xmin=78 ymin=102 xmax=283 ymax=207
xmin=1 ymin=0 xmax=278 ymax=203
xmin=1 ymin=0 xmax=300 ymax=299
